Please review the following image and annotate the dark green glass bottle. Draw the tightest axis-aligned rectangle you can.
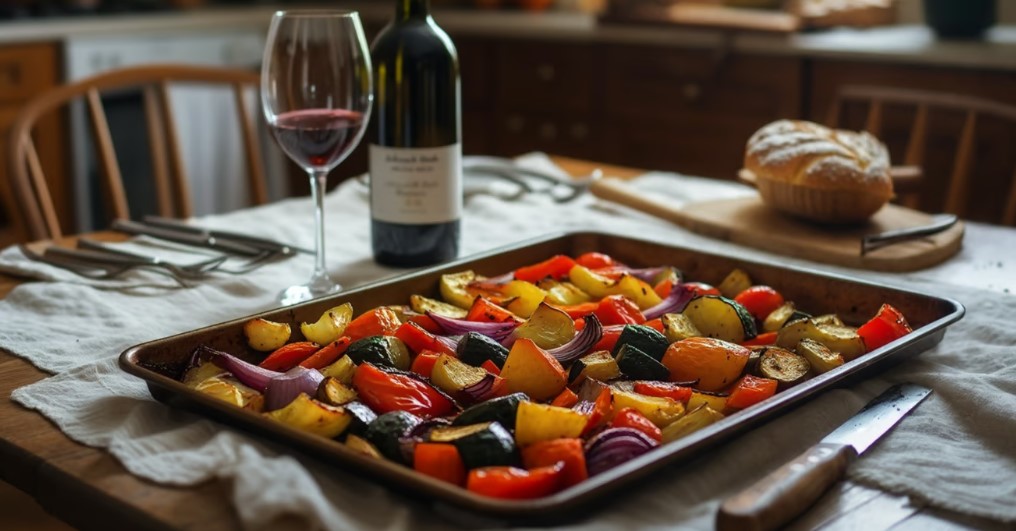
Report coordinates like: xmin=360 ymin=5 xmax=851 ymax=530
xmin=369 ymin=0 xmax=462 ymax=267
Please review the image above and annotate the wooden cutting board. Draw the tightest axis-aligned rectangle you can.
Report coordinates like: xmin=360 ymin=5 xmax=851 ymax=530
xmin=590 ymin=178 xmax=964 ymax=272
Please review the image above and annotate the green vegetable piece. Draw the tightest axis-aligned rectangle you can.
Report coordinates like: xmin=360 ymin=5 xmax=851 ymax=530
xmin=611 ymin=324 xmax=670 ymax=361
xmin=615 ymin=343 xmax=670 ymax=381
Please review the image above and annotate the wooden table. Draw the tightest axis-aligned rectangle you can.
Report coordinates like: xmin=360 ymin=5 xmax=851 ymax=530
xmin=0 ymin=157 xmax=1009 ymax=530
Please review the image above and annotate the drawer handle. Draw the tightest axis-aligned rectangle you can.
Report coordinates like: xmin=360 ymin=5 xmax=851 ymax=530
xmin=683 ymin=83 xmax=702 ymax=103
xmin=506 ymin=115 xmax=525 ymax=133
xmin=537 ymin=64 xmax=555 ymax=82
xmin=539 ymin=123 xmax=557 ymax=140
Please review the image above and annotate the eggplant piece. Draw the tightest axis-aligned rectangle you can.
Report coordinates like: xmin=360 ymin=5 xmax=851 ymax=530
xmin=343 ymin=401 xmax=378 ymax=436
xmin=456 ymin=331 xmax=509 ymax=369
xmin=429 ymin=421 xmax=519 ymax=469
xmin=756 ymin=346 xmax=811 ymax=388
xmin=615 ymin=344 xmax=670 ymax=381
xmin=612 ymin=324 xmax=670 ymax=361
xmin=365 ymin=410 xmax=422 ymax=464
xmin=452 ymin=392 xmax=527 ymax=430
xmin=345 ymin=336 xmax=411 ymax=370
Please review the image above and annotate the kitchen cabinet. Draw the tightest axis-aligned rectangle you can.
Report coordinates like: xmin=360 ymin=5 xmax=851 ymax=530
xmin=808 ymin=60 xmax=1016 ymax=222
xmin=0 ymin=42 xmax=66 ymax=246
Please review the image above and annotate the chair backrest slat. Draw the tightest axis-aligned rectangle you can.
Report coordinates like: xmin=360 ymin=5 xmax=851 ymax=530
xmin=143 ymin=84 xmax=174 ymax=218
xmin=86 ymin=88 xmax=130 ymax=221
xmin=831 ymin=85 xmax=1016 ymax=226
xmin=6 ymin=64 xmax=266 ymax=241
xmin=233 ymin=82 xmax=268 ymax=206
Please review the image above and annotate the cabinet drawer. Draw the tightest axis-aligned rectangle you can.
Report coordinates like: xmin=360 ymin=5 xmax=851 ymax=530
xmin=493 ymin=111 xmax=601 ymax=159
xmin=0 ymin=44 xmax=59 ymax=103
xmin=495 ymin=41 xmax=594 ymax=114
xmin=603 ymin=46 xmax=801 ymax=126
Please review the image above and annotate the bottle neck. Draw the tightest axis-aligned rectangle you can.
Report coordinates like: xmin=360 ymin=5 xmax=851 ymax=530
xmin=396 ymin=0 xmax=430 ymax=20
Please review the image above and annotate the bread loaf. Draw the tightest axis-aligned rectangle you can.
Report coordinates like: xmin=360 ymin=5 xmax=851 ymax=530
xmin=745 ymin=119 xmax=893 ymax=223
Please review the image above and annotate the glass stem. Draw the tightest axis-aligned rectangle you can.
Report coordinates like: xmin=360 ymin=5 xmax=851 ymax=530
xmin=310 ymin=169 xmax=329 ymax=283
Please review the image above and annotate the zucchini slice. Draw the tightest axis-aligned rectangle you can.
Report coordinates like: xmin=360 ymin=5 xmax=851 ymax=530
xmin=612 ymin=324 xmax=670 ymax=361
xmin=762 ymin=302 xmax=811 ymax=333
xmin=429 ymin=421 xmax=519 ymax=469
xmin=456 ymin=331 xmax=510 ymax=369
xmin=452 ymin=392 xmax=527 ymax=430
xmin=409 ymin=294 xmax=467 ymax=319
xmin=776 ymin=319 xmax=865 ymax=361
xmin=345 ymin=336 xmax=411 ymax=370
xmin=796 ymin=338 xmax=845 ymax=374
xmin=755 ymin=346 xmax=810 ymax=388
xmin=681 ymin=296 xmax=757 ymax=343
xmin=615 ymin=344 xmax=670 ymax=381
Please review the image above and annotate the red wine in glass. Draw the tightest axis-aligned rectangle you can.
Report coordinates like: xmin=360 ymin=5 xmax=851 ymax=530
xmin=270 ymin=109 xmax=365 ymax=169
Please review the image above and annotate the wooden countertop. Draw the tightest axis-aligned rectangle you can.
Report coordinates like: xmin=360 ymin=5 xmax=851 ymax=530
xmin=1 ymin=3 xmax=1015 ymax=71
xmin=0 ymin=156 xmax=1012 ymax=530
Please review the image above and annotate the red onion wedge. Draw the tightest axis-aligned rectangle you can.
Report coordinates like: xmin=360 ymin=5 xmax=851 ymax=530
xmin=547 ymin=314 xmax=603 ymax=364
xmin=427 ymin=311 xmax=518 ymax=342
xmin=462 ymin=373 xmax=506 ymax=403
xmin=642 ymin=283 xmax=697 ymax=321
xmin=584 ymin=427 xmax=659 ymax=476
xmin=198 ymin=345 xmax=280 ymax=392
xmin=263 ymin=366 xmax=325 ymax=411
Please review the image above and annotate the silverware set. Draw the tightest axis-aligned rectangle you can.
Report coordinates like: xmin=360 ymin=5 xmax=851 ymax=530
xmin=21 ymin=216 xmax=306 ymax=285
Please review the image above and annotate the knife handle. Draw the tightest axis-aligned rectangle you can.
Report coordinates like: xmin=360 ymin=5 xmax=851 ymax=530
xmin=716 ymin=442 xmax=857 ymax=531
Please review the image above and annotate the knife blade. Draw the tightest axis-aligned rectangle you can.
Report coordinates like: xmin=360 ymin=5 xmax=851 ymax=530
xmin=716 ymin=383 xmax=932 ymax=531
xmin=112 ymin=219 xmax=265 ymax=257
xmin=142 ymin=215 xmax=312 ymax=256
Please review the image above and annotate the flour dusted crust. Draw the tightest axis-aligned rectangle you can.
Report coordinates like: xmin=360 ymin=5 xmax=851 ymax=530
xmin=745 ymin=119 xmax=893 ymax=223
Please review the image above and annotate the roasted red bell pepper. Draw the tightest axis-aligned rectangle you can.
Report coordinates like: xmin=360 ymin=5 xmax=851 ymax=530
xmin=553 ymin=301 xmax=599 ymax=319
xmin=611 ymin=407 xmax=663 ymax=442
xmin=480 ymin=359 xmax=501 ymax=376
xmin=734 ymin=285 xmax=786 ymax=321
xmin=857 ymin=303 xmax=913 ymax=352
xmin=299 ymin=336 xmax=351 ymax=369
xmin=344 ymin=306 xmax=401 ymax=342
xmin=575 ymin=252 xmax=621 ymax=270
xmin=726 ymin=374 xmax=778 ymax=410
xmin=633 ymin=380 xmax=693 ymax=403
xmin=576 ymin=386 xmax=614 ymax=436
xmin=258 ymin=341 xmax=320 ymax=371
xmin=410 ymin=350 xmax=442 ymax=379
xmin=414 ymin=443 xmax=467 ymax=486
xmin=395 ymin=321 xmax=455 ymax=356
xmin=352 ymin=362 xmax=455 ymax=418
xmin=407 ymin=313 xmax=442 ymax=334
xmin=591 ymin=326 xmax=623 ymax=353
xmin=514 ymin=254 xmax=578 ymax=283
xmin=594 ymin=294 xmax=646 ymax=326
xmin=550 ymin=387 xmax=579 ymax=409
xmin=466 ymin=463 xmax=564 ymax=499
xmin=465 ymin=296 xmax=519 ymax=324
xmin=521 ymin=438 xmax=588 ymax=488
xmin=684 ymin=282 xmax=721 ymax=297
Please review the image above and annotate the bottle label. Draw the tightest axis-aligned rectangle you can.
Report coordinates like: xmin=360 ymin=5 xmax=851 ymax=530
xmin=369 ymin=144 xmax=463 ymax=224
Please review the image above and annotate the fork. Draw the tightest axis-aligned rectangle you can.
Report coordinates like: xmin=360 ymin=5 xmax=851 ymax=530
xmin=77 ymin=239 xmax=228 ymax=278
xmin=79 ymin=238 xmax=284 ymax=276
xmin=19 ymin=245 xmax=189 ymax=287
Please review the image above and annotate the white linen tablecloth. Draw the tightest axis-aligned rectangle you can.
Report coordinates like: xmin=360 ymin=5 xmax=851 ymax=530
xmin=1 ymin=154 xmax=1014 ymax=530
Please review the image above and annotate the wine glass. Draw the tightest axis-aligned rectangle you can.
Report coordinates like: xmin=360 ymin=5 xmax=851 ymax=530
xmin=261 ymin=10 xmax=373 ymax=305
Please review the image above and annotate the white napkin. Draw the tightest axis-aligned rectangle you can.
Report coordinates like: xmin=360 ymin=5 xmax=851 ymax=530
xmin=3 ymin=153 xmax=1015 ymax=529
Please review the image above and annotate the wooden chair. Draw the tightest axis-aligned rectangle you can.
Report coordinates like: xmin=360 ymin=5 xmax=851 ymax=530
xmin=826 ymin=85 xmax=1016 ymax=226
xmin=6 ymin=64 xmax=270 ymax=241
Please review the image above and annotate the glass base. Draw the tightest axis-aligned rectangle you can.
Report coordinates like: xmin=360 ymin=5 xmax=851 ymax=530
xmin=279 ymin=275 xmax=341 ymax=306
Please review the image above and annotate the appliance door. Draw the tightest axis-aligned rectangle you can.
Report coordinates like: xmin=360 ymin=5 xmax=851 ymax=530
xmin=65 ymin=32 xmax=286 ymax=230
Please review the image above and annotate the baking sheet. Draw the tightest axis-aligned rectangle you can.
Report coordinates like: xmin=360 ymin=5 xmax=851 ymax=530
xmin=119 ymin=231 xmax=964 ymax=523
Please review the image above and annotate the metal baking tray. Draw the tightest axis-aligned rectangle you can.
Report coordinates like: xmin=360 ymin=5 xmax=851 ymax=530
xmin=119 ymin=231 xmax=964 ymax=524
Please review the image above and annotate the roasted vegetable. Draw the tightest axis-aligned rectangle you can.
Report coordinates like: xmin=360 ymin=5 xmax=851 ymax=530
xmin=429 ymin=421 xmax=519 ymax=469
xmin=430 ymin=354 xmax=490 ymax=396
xmin=452 ymin=392 xmax=527 ymax=430
xmin=299 ymin=303 xmax=353 ymax=346
xmin=717 ymin=268 xmax=752 ymax=298
xmin=762 ymin=302 xmax=810 ymax=332
xmin=365 ymin=410 xmax=423 ymax=464
xmin=681 ymin=296 xmax=757 ymax=344
xmin=194 ymin=375 xmax=264 ymax=411
xmin=662 ymin=337 xmax=752 ymax=392
xmin=457 ymin=332 xmax=510 ymax=369
xmin=410 ymin=294 xmax=468 ymax=319
xmin=612 ymin=324 xmax=669 ymax=361
xmin=615 ymin=344 xmax=670 ymax=381
xmin=755 ymin=346 xmax=811 ymax=387
xmin=610 ymin=389 xmax=685 ymax=428
xmin=510 ymin=303 xmax=575 ymax=349
xmin=501 ymin=280 xmax=548 ymax=319
xmin=514 ymin=400 xmax=588 ymax=446
xmin=660 ymin=404 xmax=724 ymax=443
xmin=537 ymin=279 xmax=592 ymax=306
xmin=662 ymin=313 xmax=702 ymax=343
xmin=568 ymin=350 xmax=621 ymax=386
xmin=263 ymin=393 xmax=352 ymax=438
xmin=440 ymin=270 xmax=481 ymax=309
xmin=776 ymin=319 xmax=865 ymax=361
xmin=243 ymin=318 xmax=292 ymax=352
xmin=500 ymin=338 xmax=568 ymax=402
xmin=320 ymin=355 xmax=357 ymax=384
xmin=345 ymin=335 xmax=411 ymax=370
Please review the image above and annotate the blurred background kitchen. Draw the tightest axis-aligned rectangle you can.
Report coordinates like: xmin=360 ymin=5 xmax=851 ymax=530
xmin=0 ymin=0 xmax=1014 ymax=527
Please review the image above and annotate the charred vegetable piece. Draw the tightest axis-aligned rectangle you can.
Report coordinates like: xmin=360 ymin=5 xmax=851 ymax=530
xmin=520 ymin=438 xmax=588 ymax=488
xmin=317 ymin=377 xmax=358 ymax=407
xmin=440 ymin=270 xmax=481 ymax=309
xmin=584 ymin=427 xmax=658 ymax=476
xmin=725 ymin=374 xmax=778 ymax=410
xmin=501 ymin=280 xmax=548 ymax=319
xmin=457 ymin=332 xmax=510 ymax=369
xmin=194 ymin=375 xmax=264 ymax=412
xmin=264 ymin=393 xmax=352 ymax=439
xmin=320 ymin=355 xmax=357 ymax=384
xmin=610 ymin=389 xmax=685 ymax=428
xmin=430 ymin=354 xmax=489 ymax=395
xmin=514 ymin=400 xmax=589 ymax=447
xmin=500 ymin=338 xmax=568 ymax=402
xmin=410 ymin=294 xmax=468 ymax=319
xmin=660 ymin=404 xmax=724 ymax=443
xmin=762 ymin=302 xmax=809 ymax=333
xmin=568 ymin=350 xmax=621 ymax=386
xmin=352 ymin=363 xmax=457 ymax=418
xmin=687 ymin=390 xmax=729 ymax=413
xmin=681 ymin=296 xmax=757 ymax=344
xmin=776 ymin=319 xmax=865 ymax=361
xmin=611 ymin=324 xmax=670 ymax=361
xmin=343 ymin=401 xmax=377 ymax=435
xmin=344 ymin=336 xmax=411 ymax=370
xmin=365 ymin=410 xmax=423 ymax=464
xmin=717 ymin=268 xmax=752 ymax=298
xmin=511 ymin=303 xmax=575 ymax=349
xmin=756 ymin=346 xmax=811 ymax=387
xmin=857 ymin=303 xmax=913 ymax=352
xmin=452 ymin=392 xmax=527 ymax=430
xmin=429 ymin=421 xmax=519 ymax=469
xmin=662 ymin=337 xmax=752 ymax=392
xmin=182 ymin=360 xmax=226 ymax=387
xmin=615 ymin=344 xmax=670 ymax=381
xmin=796 ymin=338 xmax=845 ymax=374
xmin=537 ymin=279 xmax=592 ymax=306
xmin=345 ymin=434 xmax=383 ymax=459
xmin=812 ymin=314 xmax=845 ymax=327
xmin=300 ymin=303 xmax=353 ymax=346
xmin=662 ymin=313 xmax=702 ymax=343
xmin=466 ymin=463 xmax=564 ymax=500
xmin=243 ymin=318 xmax=292 ymax=352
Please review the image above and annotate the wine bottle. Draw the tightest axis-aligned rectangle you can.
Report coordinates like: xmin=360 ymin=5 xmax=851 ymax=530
xmin=369 ymin=0 xmax=462 ymax=267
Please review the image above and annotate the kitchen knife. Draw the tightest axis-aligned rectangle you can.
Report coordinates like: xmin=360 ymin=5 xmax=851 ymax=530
xmin=716 ymin=383 xmax=932 ymax=531
xmin=142 ymin=216 xmax=312 ymax=256
xmin=112 ymin=219 xmax=265 ymax=257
